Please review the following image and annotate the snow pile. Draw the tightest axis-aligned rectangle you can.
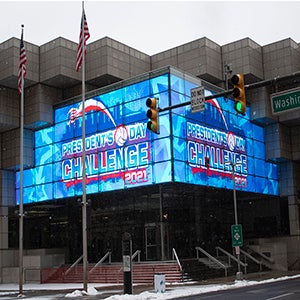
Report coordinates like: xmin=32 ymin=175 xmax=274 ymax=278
xmin=65 ymin=286 xmax=98 ymax=297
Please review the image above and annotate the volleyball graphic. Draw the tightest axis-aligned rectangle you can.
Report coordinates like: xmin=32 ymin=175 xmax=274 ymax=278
xmin=227 ymin=132 xmax=236 ymax=152
xmin=115 ymin=125 xmax=128 ymax=147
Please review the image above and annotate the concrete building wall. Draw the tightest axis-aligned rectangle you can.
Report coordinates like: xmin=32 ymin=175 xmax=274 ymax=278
xmin=0 ymin=206 xmax=8 ymax=249
xmin=0 ymin=87 xmax=20 ymax=132
xmin=39 ymin=37 xmax=80 ymax=89
xmin=87 ymin=37 xmax=151 ymax=87
xmin=222 ymin=38 xmax=264 ymax=83
xmin=0 ymin=37 xmax=39 ymax=90
xmin=25 ymin=84 xmax=62 ymax=128
xmin=263 ymin=39 xmax=300 ymax=79
xmin=1 ymin=128 xmax=33 ymax=170
xmin=152 ymin=37 xmax=223 ymax=84
xmin=248 ymin=86 xmax=275 ymax=123
xmin=0 ymin=170 xmax=15 ymax=252
xmin=265 ymin=123 xmax=292 ymax=162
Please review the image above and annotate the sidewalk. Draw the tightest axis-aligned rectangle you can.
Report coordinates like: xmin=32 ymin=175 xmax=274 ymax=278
xmin=1 ymin=271 xmax=300 ymax=299
xmin=95 ymin=270 xmax=300 ymax=299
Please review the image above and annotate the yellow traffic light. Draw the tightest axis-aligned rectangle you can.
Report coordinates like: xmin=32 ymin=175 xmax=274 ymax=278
xmin=231 ymin=74 xmax=246 ymax=115
xmin=146 ymin=97 xmax=159 ymax=134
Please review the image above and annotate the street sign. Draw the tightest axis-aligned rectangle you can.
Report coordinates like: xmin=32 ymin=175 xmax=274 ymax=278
xmin=231 ymin=224 xmax=243 ymax=247
xmin=190 ymin=86 xmax=205 ymax=113
xmin=271 ymin=88 xmax=300 ymax=115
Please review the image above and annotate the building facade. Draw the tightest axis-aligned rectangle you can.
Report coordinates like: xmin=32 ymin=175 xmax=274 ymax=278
xmin=0 ymin=36 xmax=299 ymax=282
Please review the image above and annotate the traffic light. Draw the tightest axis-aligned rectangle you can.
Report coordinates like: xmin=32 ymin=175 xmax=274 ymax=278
xmin=231 ymin=74 xmax=246 ymax=115
xmin=146 ymin=97 xmax=159 ymax=134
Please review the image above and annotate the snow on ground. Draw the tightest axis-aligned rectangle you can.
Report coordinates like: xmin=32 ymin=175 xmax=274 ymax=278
xmin=103 ymin=274 xmax=300 ymax=300
xmin=0 ymin=274 xmax=300 ymax=299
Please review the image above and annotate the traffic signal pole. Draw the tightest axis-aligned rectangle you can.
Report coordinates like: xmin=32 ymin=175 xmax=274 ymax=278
xmin=158 ymin=70 xmax=300 ymax=112
xmin=159 ymin=88 xmax=233 ymax=112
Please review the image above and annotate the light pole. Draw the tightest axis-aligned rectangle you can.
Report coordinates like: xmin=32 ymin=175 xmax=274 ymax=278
xmin=159 ymin=185 xmax=166 ymax=261
xmin=226 ymin=161 xmax=243 ymax=280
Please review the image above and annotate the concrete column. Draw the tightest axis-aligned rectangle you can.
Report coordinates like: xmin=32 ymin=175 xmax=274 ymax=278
xmin=0 ymin=170 xmax=16 ymax=250
xmin=0 ymin=206 xmax=8 ymax=249
xmin=288 ymin=195 xmax=300 ymax=236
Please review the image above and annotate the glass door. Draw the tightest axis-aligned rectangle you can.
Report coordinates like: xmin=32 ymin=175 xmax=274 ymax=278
xmin=145 ymin=223 xmax=169 ymax=260
xmin=145 ymin=223 xmax=158 ymax=260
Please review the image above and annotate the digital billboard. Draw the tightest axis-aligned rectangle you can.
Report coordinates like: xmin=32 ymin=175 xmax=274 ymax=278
xmin=16 ymin=68 xmax=279 ymax=204
xmin=172 ymin=89 xmax=279 ymax=194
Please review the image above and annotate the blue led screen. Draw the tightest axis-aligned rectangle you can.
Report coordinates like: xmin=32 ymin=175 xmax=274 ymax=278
xmin=16 ymin=70 xmax=279 ymax=204
xmin=171 ymin=87 xmax=279 ymax=194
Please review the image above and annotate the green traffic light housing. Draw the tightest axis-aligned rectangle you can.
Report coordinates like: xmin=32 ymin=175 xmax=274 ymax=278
xmin=234 ymin=101 xmax=244 ymax=114
xmin=146 ymin=97 xmax=159 ymax=134
xmin=231 ymin=74 xmax=246 ymax=115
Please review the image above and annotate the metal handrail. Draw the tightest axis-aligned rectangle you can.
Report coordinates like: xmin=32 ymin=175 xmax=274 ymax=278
xmin=132 ymin=250 xmax=141 ymax=262
xmin=89 ymin=251 xmax=112 ymax=274
xmin=288 ymin=257 xmax=300 ymax=270
xmin=240 ymin=248 xmax=262 ymax=271
xmin=256 ymin=251 xmax=275 ymax=264
xmin=195 ymin=246 xmax=228 ymax=277
xmin=172 ymin=248 xmax=183 ymax=272
xmin=64 ymin=255 xmax=83 ymax=276
xmin=245 ymin=246 xmax=275 ymax=265
xmin=216 ymin=246 xmax=247 ymax=274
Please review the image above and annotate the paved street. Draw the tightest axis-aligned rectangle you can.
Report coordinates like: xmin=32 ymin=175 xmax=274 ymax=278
xmin=174 ymin=277 xmax=300 ymax=299
xmin=1 ymin=271 xmax=300 ymax=299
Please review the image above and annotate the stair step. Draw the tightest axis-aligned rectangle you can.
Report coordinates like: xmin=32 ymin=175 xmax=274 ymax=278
xmin=42 ymin=261 xmax=183 ymax=284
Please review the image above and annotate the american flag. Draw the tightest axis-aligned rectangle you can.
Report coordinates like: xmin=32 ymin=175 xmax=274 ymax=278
xmin=75 ymin=8 xmax=90 ymax=72
xmin=18 ymin=27 xmax=27 ymax=94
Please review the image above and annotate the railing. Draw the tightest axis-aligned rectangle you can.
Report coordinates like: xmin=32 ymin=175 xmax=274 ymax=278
xmin=195 ymin=246 xmax=228 ymax=277
xmin=64 ymin=254 xmax=83 ymax=276
xmin=132 ymin=250 xmax=141 ymax=262
xmin=288 ymin=257 xmax=300 ymax=270
xmin=172 ymin=248 xmax=183 ymax=273
xmin=216 ymin=246 xmax=248 ymax=274
xmin=245 ymin=246 xmax=275 ymax=268
xmin=240 ymin=248 xmax=262 ymax=272
xmin=256 ymin=251 xmax=275 ymax=265
xmin=89 ymin=251 xmax=112 ymax=274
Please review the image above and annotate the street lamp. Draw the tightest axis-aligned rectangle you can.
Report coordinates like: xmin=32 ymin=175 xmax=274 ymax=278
xmin=226 ymin=161 xmax=243 ymax=280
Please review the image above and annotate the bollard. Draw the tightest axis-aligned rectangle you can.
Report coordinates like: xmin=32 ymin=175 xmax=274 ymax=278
xmin=122 ymin=232 xmax=132 ymax=294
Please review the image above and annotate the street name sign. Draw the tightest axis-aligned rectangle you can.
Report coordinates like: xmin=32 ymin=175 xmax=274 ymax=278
xmin=271 ymin=88 xmax=300 ymax=115
xmin=231 ymin=224 xmax=243 ymax=247
xmin=190 ymin=86 xmax=205 ymax=113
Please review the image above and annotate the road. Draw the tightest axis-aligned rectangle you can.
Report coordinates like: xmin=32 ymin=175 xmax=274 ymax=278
xmin=1 ymin=276 xmax=300 ymax=299
xmin=175 ymin=277 xmax=300 ymax=300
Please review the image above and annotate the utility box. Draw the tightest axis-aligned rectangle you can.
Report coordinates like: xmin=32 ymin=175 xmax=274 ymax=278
xmin=154 ymin=273 xmax=165 ymax=293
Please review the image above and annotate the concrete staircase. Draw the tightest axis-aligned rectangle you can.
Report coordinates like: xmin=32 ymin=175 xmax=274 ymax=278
xmin=181 ymin=249 xmax=271 ymax=282
xmin=181 ymin=258 xmax=228 ymax=281
xmin=42 ymin=261 xmax=183 ymax=284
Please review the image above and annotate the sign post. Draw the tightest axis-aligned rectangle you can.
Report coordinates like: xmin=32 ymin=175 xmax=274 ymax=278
xmin=227 ymin=161 xmax=243 ymax=280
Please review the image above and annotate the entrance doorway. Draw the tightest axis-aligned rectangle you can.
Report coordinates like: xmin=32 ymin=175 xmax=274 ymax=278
xmin=145 ymin=223 xmax=169 ymax=260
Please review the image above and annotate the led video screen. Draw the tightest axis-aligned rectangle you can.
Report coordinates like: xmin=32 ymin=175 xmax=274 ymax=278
xmin=16 ymin=69 xmax=279 ymax=204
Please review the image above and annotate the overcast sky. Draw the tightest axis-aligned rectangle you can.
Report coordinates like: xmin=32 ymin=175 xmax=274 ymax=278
xmin=1 ymin=1 xmax=300 ymax=55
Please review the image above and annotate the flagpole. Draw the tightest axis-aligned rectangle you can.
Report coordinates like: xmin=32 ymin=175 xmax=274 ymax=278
xmin=19 ymin=24 xmax=25 ymax=297
xmin=81 ymin=1 xmax=88 ymax=292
